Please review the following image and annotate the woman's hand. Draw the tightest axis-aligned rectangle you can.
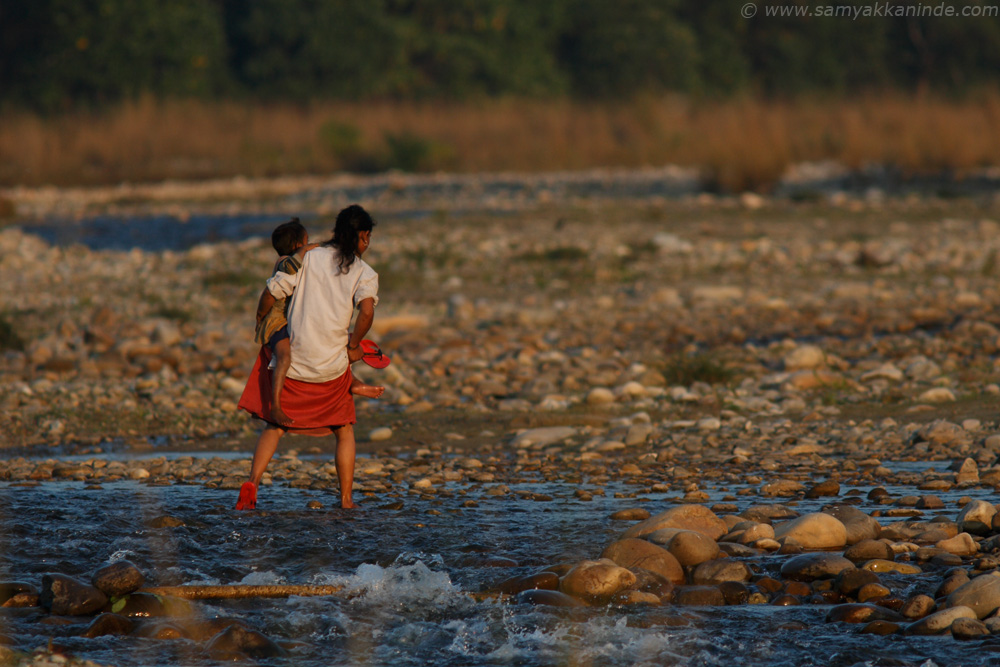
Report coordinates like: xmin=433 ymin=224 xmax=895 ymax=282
xmin=347 ymin=343 xmax=364 ymax=364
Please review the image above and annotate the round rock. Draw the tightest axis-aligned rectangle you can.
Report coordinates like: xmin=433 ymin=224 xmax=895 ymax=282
xmin=92 ymin=561 xmax=144 ymax=598
xmin=601 ymin=539 xmax=684 ymax=584
xmin=946 ymin=573 xmax=1000 ymax=619
xmin=559 ymin=559 xmax=637 ymax=602
xmin=622 ymin=504 xmax=727 ymax=541
xmin=780 ymin=553 xmax=854 ymax=582
xmin=773 ymin=512 xmax=848 ymax=549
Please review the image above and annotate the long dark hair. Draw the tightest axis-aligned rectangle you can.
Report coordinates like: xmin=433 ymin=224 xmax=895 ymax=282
xmin=324 ymin=204 xmax=375 ymax=273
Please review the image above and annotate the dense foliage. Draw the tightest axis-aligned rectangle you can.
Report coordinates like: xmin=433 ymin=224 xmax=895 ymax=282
xmin=3 ymin=0 xmax=1000 ymax=110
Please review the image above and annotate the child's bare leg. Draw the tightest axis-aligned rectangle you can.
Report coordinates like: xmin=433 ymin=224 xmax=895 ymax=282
xmin=333 ymin=423 xmax=357 ymax=508
xmin=349 ymin=376 xmax=384 ymax=399
xmin=249 ymin=425 xmax=285 ymax=486
xmin=270 ymin=338 xmax=294 ymax=426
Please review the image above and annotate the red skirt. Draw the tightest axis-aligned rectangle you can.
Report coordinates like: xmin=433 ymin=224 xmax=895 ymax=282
xmin=237 ymin=347 xmax=355 ymax=435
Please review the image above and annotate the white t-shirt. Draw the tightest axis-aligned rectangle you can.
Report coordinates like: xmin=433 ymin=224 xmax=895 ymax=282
xmin=266 ymin=245 xmax=379 ymax=383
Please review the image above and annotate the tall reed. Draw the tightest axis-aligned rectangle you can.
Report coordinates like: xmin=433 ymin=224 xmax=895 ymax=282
xmin=2 ymin=93 xmax=999 ymax=191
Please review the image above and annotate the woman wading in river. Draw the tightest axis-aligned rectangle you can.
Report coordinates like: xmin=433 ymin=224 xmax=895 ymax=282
xmin=235 ymin=204 xmax=379 ymax=510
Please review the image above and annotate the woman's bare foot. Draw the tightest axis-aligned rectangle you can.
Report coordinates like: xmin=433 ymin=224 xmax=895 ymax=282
xmin=351 ymin=384 xmax=385 ymax=399
xmin=341 ymin=498 xmax=359 ymax=509
xmin=271 ymin=405 xmax=294 ymax=426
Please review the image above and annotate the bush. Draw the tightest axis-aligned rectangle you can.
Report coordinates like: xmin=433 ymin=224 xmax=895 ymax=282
xmin=662 ymin=352 xmax=733 ymax=386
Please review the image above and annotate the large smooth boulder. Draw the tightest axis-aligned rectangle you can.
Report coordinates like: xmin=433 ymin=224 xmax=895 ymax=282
xmin=957 ymin=500 xmax=997 ymax=536
xmin=622 ymin=505 xmax=727 ymax=541
xmin=207 ymin=624 xmax=286 ymax=659
xmin=40 ymin=574 xmax=108 ymax=616
xmin=843 ymin=540 xmax=894 ymax=563
xmin=81 ymin=613 xmax=135 ymax=638
xmin=905 ymin=606 xmax=977 ymax=635
xmin=781 ymin=553 xmax=854 ymax=582
xmin=667 ymin=531 xmax=720 ymax=567
xmin=936 ymin=533 xmax=978 ymax=557
xmin=774 ymin=513 xmax=847 ymax=549
xmin=691 ymin=559 xmax=752 ymax=585
xmin=559 ymin=559 xmax=637 ymax=602
xmin=92 ymin=561 xmax=144 ymax=598
xmin=601 ymin=539 xmax=684 ymax=584
xmin=946 ymin=573 xmax=1000 ymax=619
xmin=822 ymin=505 xmax=880 ymax=544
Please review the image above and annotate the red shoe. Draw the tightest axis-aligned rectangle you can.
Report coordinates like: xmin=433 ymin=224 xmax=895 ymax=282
xmin=235 ymin=482 xmax=257 ymax=510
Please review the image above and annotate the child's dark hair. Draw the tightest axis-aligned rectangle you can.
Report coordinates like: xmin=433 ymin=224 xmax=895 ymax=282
xmin=325 ymin=205 xmax=375 ymax=273
xmin=271 ymin=218 xmax=307 ymax=256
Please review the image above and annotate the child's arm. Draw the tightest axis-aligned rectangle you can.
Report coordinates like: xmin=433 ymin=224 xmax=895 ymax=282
xmin=297 ymin=243 xmax=319 ymax=257
xmin=255 ymin=287 xmax=276 ymax=325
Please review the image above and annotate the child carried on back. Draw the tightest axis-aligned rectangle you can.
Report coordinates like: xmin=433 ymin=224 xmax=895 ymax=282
xmin=254 ymin=218 xmax=383 ymax=426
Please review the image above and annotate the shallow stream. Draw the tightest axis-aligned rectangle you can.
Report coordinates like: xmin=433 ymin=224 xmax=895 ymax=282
xmin=0 ymin=456 xmax=992 ymax=666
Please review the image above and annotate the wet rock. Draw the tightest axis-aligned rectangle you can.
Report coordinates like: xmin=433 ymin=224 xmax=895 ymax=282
xmin=946 ymin=573 xmax=1000 ymax=619
xmin=81 ymin=612 xmax=134 ymax=638
xmin=823 ymin=505 xmax=881 ymax=544
xmin=559 ymin=559 xmax=637 ymax=602
xmin=601 ymin=539 xmax=684 ymax=584
xmin=148 ymin=515 xmax=185 ymax=528
xmin=134 ymin=621 xmax=187 ymax=639
xmin=936 ymin=532 xmax=978 ymax=557
xmin=207 ymin=623 xmax=287 ymax=659
xmin=958 ymin=500 xmax=996 ymax=535
xmin=111 ymin=592 xmax=169 ymax=618
xmin=781 ymin=554 xmax=854 ymax=582
xmin=936 ymin=571 xmax=970 ymax=598
xmin=631 ymin=569 xmax=676 ymax=600
xmin=951 ymin=617 xmax=989 ymax=639
xmin=844 ymin=540 xmax=894 ymax=563
xmin=691 ymin=559 xmax=752 ymax=585
xmin=900 ymin=594 xmax=936 ymax=620
xmin=610 ymin=508 xmax=650 ymax=521
xmin=955 ymin=458 xmax=979 ymax=485
xmin=92 ymin=561 xmax=144 ymax=598
xmin=666 ymin=530 xmax=720 ymax=567
xmin=826 ymin=603 xmax=904 ymax=624
xmin=862 ymin=559 xmax=921 ymax=575
xmin=622 ymin=505 xmax=727 ymax=541
xmin=834 ymin=568 xmax=881 ymax=597
xmin=718 ymin=581 xmax=750 ymax=605
xmin=0 ymin=582 xmax=37 ymax=606
xmin=492 ymin=572 xmax=559 ymax=595
xmin=611 ymin=590 xmax=661 ymax=606
xmin=860 ymin=620 xmax=901 ymax=635
xmin=760 ymin=480 xmax=804 ymax=497
xmin=805 ymin=480 xmax=840 ymax=498
xmin=40 ymin=574 xmax=108 ymax=616
xmin=857 ymin=583 xmax=891 ymax=602
xmin=673 ymin=585 xmax=725 ymax=606
xmin=904 ymin=606 xmax=977 ymax=635
xmin=516 ymin=589 xmax=587 ymax=607
xmin=773 ymin=513 xmax=848 ymax=549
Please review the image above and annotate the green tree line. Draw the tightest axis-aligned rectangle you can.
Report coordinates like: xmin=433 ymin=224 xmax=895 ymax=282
xmin=3 ymin=0 xmax=1000 ymax=111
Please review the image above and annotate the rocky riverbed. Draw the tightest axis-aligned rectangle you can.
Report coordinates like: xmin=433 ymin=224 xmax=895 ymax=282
xmin=2 ymin=180 xmax=1000 ymax=664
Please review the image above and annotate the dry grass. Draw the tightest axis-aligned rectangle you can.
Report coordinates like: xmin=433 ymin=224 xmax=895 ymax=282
xmin=2 ymin=93 xmax=1000 ymax=191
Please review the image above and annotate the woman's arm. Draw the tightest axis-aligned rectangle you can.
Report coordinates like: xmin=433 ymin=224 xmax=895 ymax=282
xmin=347 ymin=297 xmax=375 ymax=363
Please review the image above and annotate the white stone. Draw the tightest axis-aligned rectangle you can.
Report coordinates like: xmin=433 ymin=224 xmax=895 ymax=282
xmin=918 ymin=387 xmax=956 ymax=403
xmin=587 ymin=387 xmax=616 ymax=405
xmin=784 ymin=345 xmax=826 ymax=371
xmin=369 ymin=427 xmax=393 ymax=441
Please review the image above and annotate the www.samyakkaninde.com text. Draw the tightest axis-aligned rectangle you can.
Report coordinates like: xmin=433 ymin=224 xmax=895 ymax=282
xmin=757 ymin=2 xmax=999 ymax=18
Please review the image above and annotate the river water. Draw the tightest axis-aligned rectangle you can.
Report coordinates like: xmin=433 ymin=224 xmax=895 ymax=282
xmin=0 ymin=457 xmax=991 ymax=666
